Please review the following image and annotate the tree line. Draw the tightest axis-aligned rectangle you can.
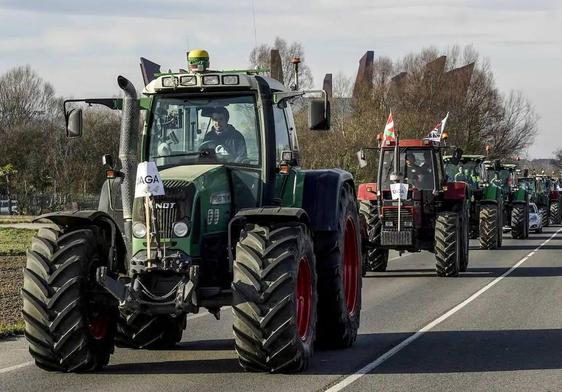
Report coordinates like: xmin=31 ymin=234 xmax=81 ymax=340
xmin=0 ymin=41 xmax=548 ymax=213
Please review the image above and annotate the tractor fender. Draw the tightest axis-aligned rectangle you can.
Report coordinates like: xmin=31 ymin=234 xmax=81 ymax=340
xmin=34 ymin=210 xmax=127 ymax=273
xmin=301 ymin=169 xmax=355 ymax=232
xmin=480 ymin=185 xmax=501 ymax=204
xmin=444 ymin=182 xmax=468 ymax=201
xmin=550 ymin=191 xmax=560 ymax=202
xmin=357 ymin=183 xmax=377 ymax=201
xmin=233 ymin=206 xmax=309 ymax=225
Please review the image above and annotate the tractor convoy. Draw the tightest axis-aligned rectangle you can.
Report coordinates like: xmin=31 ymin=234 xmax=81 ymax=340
xmin=19 ymin=49 xmax=560 ymax=374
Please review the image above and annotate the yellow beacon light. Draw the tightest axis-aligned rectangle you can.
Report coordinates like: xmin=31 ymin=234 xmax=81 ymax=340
xmin=187 ymin=49 xmax=210 ymax=73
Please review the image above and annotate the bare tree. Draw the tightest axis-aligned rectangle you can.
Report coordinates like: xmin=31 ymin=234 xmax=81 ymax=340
xmin=0 ymin=65 xmax=56 ymax=133
xmin=249 ymin=37 xmax=313 ymax=89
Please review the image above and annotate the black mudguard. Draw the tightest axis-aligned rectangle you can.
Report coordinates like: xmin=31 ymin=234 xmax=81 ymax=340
xmin=34 ymin=210 xmax=127 ymax=273
xmin=302 ymin=169 xmax=355 ymax=232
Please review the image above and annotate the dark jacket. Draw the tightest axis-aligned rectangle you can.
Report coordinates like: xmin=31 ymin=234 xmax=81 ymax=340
xmin=203 ymin=125 xmax=247 ymax=161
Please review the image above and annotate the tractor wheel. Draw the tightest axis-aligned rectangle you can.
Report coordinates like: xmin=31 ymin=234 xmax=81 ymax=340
xmin=21 ymin=226 xmax=117 ymax=372
xmin=232 ymin=223 xmax=317 ymax=373
xmin=434 ymin=212 xmax=461 ymax=277
xmin=459 ymin=208 xmax=470 ymax=273
xmin=359 ymin=201 xmax=389 ymax=275
xmin=511 ymin=205 xmax=527 ymax=239
xmin=550 ymin=203 xmax=561 ymax=225
xmin=116 ymin=312 xmax=185 ymax=349
xmin=315 ymin=184 xmax=361 ymax=348
xmin=479 ymin=205 xmax=499 ymax=249
xmin=541 ymin=207 xmax=550 ymax=227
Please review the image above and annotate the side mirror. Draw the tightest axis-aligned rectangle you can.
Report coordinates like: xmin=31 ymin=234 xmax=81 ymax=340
xmin=66 ymin=108 xmax=83 ymax=138
xmin=102 ymin=154 xmax=114 ymax=169
xmin=308 ymin=99 xmax=330 ymax=131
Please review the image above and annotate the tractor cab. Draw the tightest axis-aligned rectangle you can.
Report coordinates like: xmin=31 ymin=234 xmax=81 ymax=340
xmin=444 ymin=155 xmax=485 ymax=189
xmin=378 ymin=139 xmax=445 ymax=195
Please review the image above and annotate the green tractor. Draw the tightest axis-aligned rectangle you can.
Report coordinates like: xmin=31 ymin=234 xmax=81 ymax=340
xmin=444 ymin=155 xmax=504 ymax=249
xmin=21 ymin=51 xmax=363 ymax=373
xmin=485 ymin=162 xmax=529 ymax=239
xmin=517 ymin=173 xmax=550 ymax=228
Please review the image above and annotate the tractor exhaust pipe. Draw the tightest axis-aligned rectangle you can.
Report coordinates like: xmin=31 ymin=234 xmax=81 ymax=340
xmin=117 ymin=75 xmax=140 ymax=255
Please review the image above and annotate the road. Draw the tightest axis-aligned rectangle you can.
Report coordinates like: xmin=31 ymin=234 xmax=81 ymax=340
xmin=2 ymin=225 xmax=562 ymax=392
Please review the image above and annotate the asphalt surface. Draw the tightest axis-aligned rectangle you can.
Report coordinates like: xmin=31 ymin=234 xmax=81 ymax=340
xmin=2 ymin=225 xmax=562 ymax=392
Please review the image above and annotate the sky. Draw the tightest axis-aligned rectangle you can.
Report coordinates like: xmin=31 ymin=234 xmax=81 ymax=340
xmin=0 ymin=0 xmax=560 ymax=158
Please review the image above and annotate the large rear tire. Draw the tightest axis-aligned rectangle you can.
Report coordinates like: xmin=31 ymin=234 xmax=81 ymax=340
xmin=315 ymin=183 xmax=362 ymax=348
xmin=550 ymin=203 xmax=561 ymax=225
xmin=479 ymin=205 xmax=499 ymax=249
xmin=511 ymin=205 xmax=527 ymax=239
xmin=435 ymin=212 xmax=460 ymax=277
xmin=22 ymin=226 xmax=117 ymax=372
xmin=116 ymin=312 xmax=185 ymax=349
xmin=359 ymin=201 xmax=389 ymax=275
xmin=232 ymin=223 xmax=317 ymax=373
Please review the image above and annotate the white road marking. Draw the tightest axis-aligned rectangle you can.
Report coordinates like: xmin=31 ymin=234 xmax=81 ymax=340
xmin=326 ymin=227 xmax=562 ymax=392
xmin=0 ymin=361 xmax=33 ymax=374
xmin=0 ymin=307 xmax=232 ymax=375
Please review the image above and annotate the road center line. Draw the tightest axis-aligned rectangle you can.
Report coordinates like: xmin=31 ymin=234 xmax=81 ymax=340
xmin=325 ymin=227 xmax=562 ymax=392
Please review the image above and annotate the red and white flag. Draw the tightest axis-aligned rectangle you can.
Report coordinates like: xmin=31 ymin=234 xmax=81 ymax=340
xmin=383 ymin=112 xmax=396 ymax=142
xmin=426 ymin=112 xmax=449 ymax=142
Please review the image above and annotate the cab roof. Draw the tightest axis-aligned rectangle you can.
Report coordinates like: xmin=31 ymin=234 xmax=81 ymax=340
xmin=381 ymin=139 xmax=441 ymax=148
xmin=143 ymin=72 xmax=287 ymax=95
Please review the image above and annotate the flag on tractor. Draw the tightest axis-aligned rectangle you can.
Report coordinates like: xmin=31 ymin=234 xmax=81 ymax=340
xmin=383 ymin=112 xmax=396 ymax=142
xmin=426 ymin=112 xmax=449 ymax=142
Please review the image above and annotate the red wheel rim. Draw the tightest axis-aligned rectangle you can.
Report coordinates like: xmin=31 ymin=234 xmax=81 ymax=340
xmin=296 ymin=257 xmax=312 ymax=341
xmin=343 ymin=217 xmax=359 ymax=315
xmin=88 ymin=312 xmax=109 ymax=340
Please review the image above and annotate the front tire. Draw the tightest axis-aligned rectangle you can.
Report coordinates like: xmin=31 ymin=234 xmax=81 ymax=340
xmin=116 ymin=312 xmax=185 ymax=349
xmin=435 ymin=212 xmax=461 ymax=277
xmin=511 ymin=205 xmax=528 ymax=239
xmin=316 ymin=183 xmax=362 ymax=348
xmin=550 ymin=202 xmax=561 ymax=224
xmin=359 ymin=201 xmax=389 ymax=275
xmin=22 ymin=226 xmax=117 ymax=372
xmin=540 ymin=207 xmax=550 ymax=227
xmin=479 ymin=205 xmax=499 ymax=249
xmin=232 ymin=223 xmax=317 ymax=373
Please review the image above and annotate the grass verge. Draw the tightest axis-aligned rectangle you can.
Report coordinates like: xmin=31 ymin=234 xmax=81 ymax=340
xmin=0 ymin=228 xmax=36 ymax=255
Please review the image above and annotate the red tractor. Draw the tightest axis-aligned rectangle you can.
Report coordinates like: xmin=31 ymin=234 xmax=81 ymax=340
xmin=358 ymin=137 xmax=470 ymax=277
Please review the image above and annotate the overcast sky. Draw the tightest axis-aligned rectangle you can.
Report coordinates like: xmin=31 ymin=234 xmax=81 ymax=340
xmin=0 ymin=0 xmax=560 ymax=158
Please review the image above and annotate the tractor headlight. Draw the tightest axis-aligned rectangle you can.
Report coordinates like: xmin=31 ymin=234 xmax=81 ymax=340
xmin=162 ymin=76 xmax=179 ymax=88
xmin=403 ymin=221 xmax=413 ymax=228
xmin=202 ymin=75 xmax=220 ymax=85
xmin=173 ymin=221 xmax=190 ymax=237
xmin=180 ymin=75 xmax=197 ymax=86
xmin=222 ymin=75 xmax=239 ymax=85
xmin=384 ymin=221 xmax=394 ymax=227
xmin=132 ymin=222 xmax=147 ymax=238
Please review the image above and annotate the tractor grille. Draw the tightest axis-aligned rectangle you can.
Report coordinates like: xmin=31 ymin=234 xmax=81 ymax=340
xmin=382 ymin=208 xmax=414 ymax=231
xmin=133 ymin=180 xmax=194 ymax=239
xmin=155 ymin=203 xmax=178 ymax=238
xmin=381 ymin=230 xmax=414 ymax=246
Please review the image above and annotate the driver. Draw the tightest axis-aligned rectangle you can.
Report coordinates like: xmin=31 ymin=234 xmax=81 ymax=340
xmin=203 ymin=107 xmax=247 ymax=161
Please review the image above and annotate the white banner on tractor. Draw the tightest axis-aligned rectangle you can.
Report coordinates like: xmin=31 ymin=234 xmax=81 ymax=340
xmin=134 ymin=161 xmax=165 ymax=198
xmin=390 ymin=183 xmax=409 ymax=200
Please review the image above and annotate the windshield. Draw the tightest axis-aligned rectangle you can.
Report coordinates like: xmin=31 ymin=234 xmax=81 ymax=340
xmin=380 ymin=148 xmax=435 ymax=190
xmin=518 ymin=178 xmax=536 ymax=193
xmin=445 ymin=161 xmax=481 ymax=183
xmin=148 ymin=95 xmax=260 ymax=167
